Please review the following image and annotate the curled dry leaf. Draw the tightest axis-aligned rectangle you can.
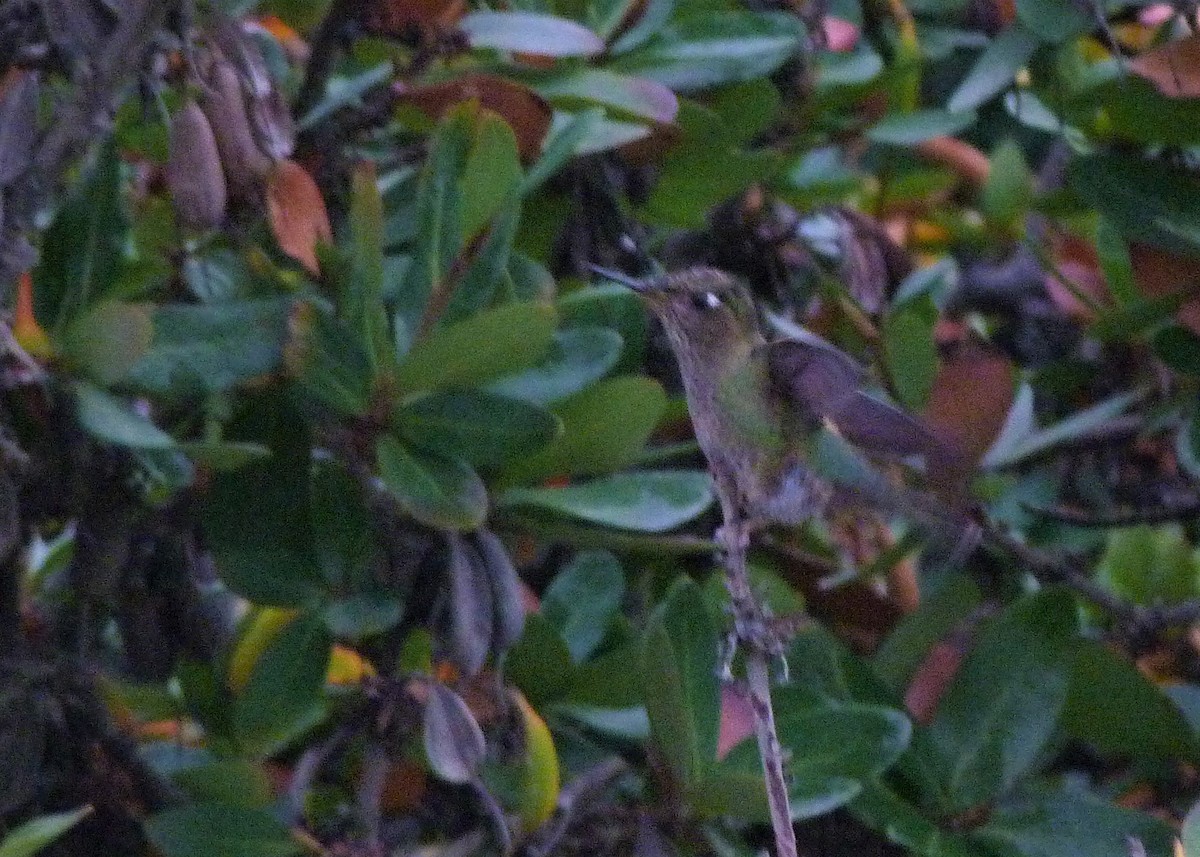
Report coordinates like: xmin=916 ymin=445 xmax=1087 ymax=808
xmin=1130 ymin=33 xmax=1200 ymax=99
xmin=473 ymin=529 xmax=526 ymax=653
xmin=443 ymin=532 xmax=493 ymax=676
xmin=395 ymin=74 xmax=552 ymax=162
xmin=166 ymin=100 xmax=228 ymax=231
xmin=266 ymin=159 xmax=332 ymax=275
xmin=423 ymin=682 xmax=486 ymax=784
xmin=198 ymin=56 xmax=275 ymax=200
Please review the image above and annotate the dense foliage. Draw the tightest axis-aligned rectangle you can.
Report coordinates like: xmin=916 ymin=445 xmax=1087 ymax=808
xmin=4 ymin=0 xmax=1200 ymax=855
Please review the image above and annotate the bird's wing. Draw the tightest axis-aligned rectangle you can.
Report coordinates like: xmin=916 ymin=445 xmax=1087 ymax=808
xmin=762 ymin=339 xmax=945 ymax=461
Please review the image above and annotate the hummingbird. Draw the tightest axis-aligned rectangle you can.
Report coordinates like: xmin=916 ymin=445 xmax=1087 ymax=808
xmin=592 ymin=265 xmax=968 ymax=548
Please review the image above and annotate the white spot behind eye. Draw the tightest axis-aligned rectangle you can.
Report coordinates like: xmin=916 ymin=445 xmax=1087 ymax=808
xmin=703 ymin=291 xmax=722 ymax=309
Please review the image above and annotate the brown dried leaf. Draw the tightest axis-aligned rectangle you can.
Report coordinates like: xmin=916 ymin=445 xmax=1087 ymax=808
xmin=1130 ymin=33 xmax=1200 ymax=98
xmin=363 ymin=0 xmax=467 ymax=35
xmin=198 ymin=56 xmax=275 ymax=200
xmin=266 ymin=159 xmax=331 ymax=275
xmin=395 ymin=74 xmax=552 ymax=162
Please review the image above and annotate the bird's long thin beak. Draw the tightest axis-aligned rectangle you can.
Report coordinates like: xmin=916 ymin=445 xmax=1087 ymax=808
xmin=587 ymin=264 xmax=658 ymax=293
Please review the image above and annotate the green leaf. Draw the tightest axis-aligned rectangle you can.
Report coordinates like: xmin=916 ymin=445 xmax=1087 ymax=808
xmin=394 ymin=389 xmax=562 ymax=467
xmin=144 ymin=804 xmax=300 ymax=857
xmin=60 ymin=301 xmax=154 ymax=386
xmin=505 ymin=613 xmax=576 ymax=707
xmin=542 ymin=550 xmax=625 ymax=662
xmin=172 ymin=759 xmax=274 ymax=808
xmin=1015 ymin=0 xmax=1092 ymax=43
xmin=0 ymin=806 xmax=92 ymax=857
xmin=611 ymin=11 xmax=805 ymax=92
xmin=873 ymin=577 xmax=982 ymax=694
xmin=867 ymin=109 xmax=977 ymax=145
xmin=487 ymin=327 xmax=623 ymax=405
xmin=1183 ymin=800 xmax=1200 ymax=857
xmin=1155 ymin=326 xmax=1200 ymax=375
xmin=929 ymin=589 xmax=1076 ymax=811
xmin=975 ymin=786 xmax=1175 ymax=857
xmin=129 ymin=298 xmax=294 ymax=398
xmin=341 ymin=161 xmax=391 ymax=373
xmin=460 ymin=112 xmax=522 ymax=240
xmin=501 ymin=376 xmax=666 ymax=483
xmin=234 ymin=612 xmax=332 ymax=753
xmin=1095 ymin=525 xmax=1199 ymax=608
xmin=851 ymin=784 xmax=980 ymax=857
xmin=36 ymin=139 xmax=127 ymax=329
xmin=982 ymin=389 xmax=1142 ymax=470
xmin=982 ymin=140 xmax=1033 ymax=227
xmin=202 ymin=393 xmax=327 ymax=605
xmin=181 ymin=247 xmax=252 ymax=303
xmin=376 ymin=435 xmax=488 ymax=531
xmin=443 ymin=193 xmax=522 ymax=324
xmin=500 ymin=470 xmax=714 ymax=532
xmin=323 ymin=595 xmax=402 ymax=640
xmin=536 ymin=69 xmax=678 ymax=123
xmin=702 ymin=690 xmax=911 ymax=821
xmin=459 ymin=11 xmax=605 ymax=57
xmin=1069 ymin=153 xmax=1200 ymax=257
xmin=1094 ymin=217 xmax=1136 ymax=305
xmin=1062 ymin=640 xmax=1198 ymax=762
xmin=641 ymin=577 xmax=720 ymax=786
xmin=286 ymin=301 xmax=374 ymax=417
xmin=947 ymin=24 xmax=1039 ymax=113
xmin=395 ymin=108 xmax=473 ymax=352
xmin=521 ymin=108 xmax=604 ymax=195
xmin=73 ymin=382 xmax=175 ymax=449
xmin=394 ymin=301 xmax=557 ymax=394
xmin=882 ymin=295 xmax=938 ymax=410
xmin=310 ymin=462 xmax=374 ymax=591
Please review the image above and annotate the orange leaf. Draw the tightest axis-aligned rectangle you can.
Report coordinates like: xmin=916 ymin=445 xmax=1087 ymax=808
xmin=13 ymin=272 xmax=52 ymax=359
xmin=266 ymin=159 xmax=332 ymax=275
xmin=924 ymin=340 xmax=1015 ymax=470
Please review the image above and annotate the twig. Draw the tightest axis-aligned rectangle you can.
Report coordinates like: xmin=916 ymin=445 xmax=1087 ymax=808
xmin=1027 ymin=496 xmax=1200 ymax=527
xmin=293 ymin=0 xmax=364 ymax=118
xmin=722 ymin=518 xmax=798 ymax=857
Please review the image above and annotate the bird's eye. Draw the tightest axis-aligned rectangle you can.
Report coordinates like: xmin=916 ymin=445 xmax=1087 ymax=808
xmin=692 ymin=291 xmax=723 ymax=311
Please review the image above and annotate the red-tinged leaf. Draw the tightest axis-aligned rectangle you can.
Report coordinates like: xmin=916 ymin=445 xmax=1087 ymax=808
xmin=904 ymin=640 xmax=967 ymax=725
xmin=717 ymin=683 xmax=754 ymax=760
xmin=362 ymin=0 xmax=466 ymax=35
xmin=395 ymin=75 xmax=552 ymax=162
xmin=266 ymin=160 xmax=332 ymax=275
xmin=1130 ymin=34 xmax=1200 ymax=98
xmin=924 ymin=341 xmax=1015 ymax=469
xmin=823 ymin=16 xmax=859 ymax=52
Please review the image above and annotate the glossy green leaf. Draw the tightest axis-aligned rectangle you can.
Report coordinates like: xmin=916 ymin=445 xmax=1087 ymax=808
xmin=376 ymin=435 xmax=487 ymax=531
xmin=1062 ymin=640 xmax=1198 ymax=762
xmin=73 ymin=382 xmax=175 ymax=449
xmin=947 ymin=24 xmax=1039 ymax=113
xmin=394 ymin=301 xmax=557 ymax=394
xmin=500 ymin=470 xmax=713 ymax=533
xmin=286 ymin=301 xmax=374 ymax=416
xmin=234 ymin=612 xmax=332 ymax=753
xmin=612 ymin=11 xmax=805 ymax=92
xmin=487 ymin=327 xmax=622 ymax=405
xmin=974 ymin=786 xmax=1174 ymax=857
xmin=460 ymin=11 xmax=605 ymax=57
xmin=1015 ymin=0 xmax=1090 ymax=42
xmin=982 ymin=140 xmax=1033 ymax=227
xmin=867 ymin=109 xmax=976 ymax=145
xmin=129 ymin=298 xmax=294 ymax=398
xmin=536 ymin=69 xmax=679 ymax=123
xmin=882 ymin=294 xmax=938 ymax=410
xmin=0 ymin=806 xmax=92 ymax=857
xmin=702 ymin=690 xmax=911 ymax=821
xmin=145 ymin=804 xmax=300 ymax=857
xmin=641 ymin=577 xmax=720 ymax=786
xmin=341 ymin=161 xmax=391 ymax=373
xmin=460 ymin=112 xmax=522 ymax=240
xmin=37 ymin=139 xmax=127 ymax=329
xmin=395 ymin=389 xmax=561 ymax=467
xmin=929 ymin=589 xmax=1076 ymax=811
xmin=502 ymin=376 xmax=666 ymax=483
xmin=542 ymin=550 xmax=625 ymax=662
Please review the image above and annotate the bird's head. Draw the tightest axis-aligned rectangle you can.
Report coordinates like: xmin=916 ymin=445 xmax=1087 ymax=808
xmin=595 ymin=266 xmax=761 ymax=362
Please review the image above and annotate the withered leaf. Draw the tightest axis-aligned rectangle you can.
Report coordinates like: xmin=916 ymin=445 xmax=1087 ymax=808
xmin=166 ymin=100 xmax=228 ymax=231
xmin=423 ymin=682 xmax=486 ymax=784
xmin=198 ymin=55 xmax=274 ymax=200
xmin=473 ymin=528 xmax=525 ymax=653
xmin=1130 ymin=34 xmax=1200 ymax=99
xmin=444 ymin=532 xmax=493 ymax=676
xmin=266 ymin=159 xmax=332 ymax=275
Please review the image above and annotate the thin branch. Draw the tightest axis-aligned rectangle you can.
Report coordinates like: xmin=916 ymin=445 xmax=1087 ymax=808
xmin=293 ymin=0 xmax=365 ymax=118
xmin=1027 ymin=497 xmax=1200 ymax=527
